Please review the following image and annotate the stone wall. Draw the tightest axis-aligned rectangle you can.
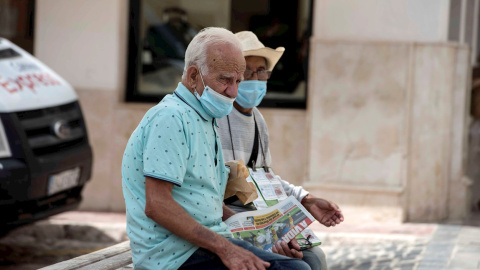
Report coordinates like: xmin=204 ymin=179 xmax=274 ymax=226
xmin=306 ymin=39 xmax=471 ymax=222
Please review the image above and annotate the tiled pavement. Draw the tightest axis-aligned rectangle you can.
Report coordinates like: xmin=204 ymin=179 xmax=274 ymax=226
xmin=309 ymin=217 xmax=480 ymax=270
xmin=1 ymin=211 xmax=480 ymax=270
xmin=319 ymin=232 xmax=429 ymax=269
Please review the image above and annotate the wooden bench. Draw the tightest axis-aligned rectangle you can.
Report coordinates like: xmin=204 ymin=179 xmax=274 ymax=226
xmin=38 ymin=241 xmax=133 ymax=270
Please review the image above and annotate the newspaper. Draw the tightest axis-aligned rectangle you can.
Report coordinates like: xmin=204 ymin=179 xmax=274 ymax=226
xmin=225 ymin=196 xmax=317 ymax=252
xmin=295 ymin=227 xmax=323 ymax=250
xmin=247 ymin=167 xmax=288 ymax=209
xmin=244 ymin=167 xmax=323 ymax=250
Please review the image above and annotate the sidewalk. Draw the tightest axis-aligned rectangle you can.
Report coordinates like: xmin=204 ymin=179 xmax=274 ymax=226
xmin=309 ymin=219 xmax=480 ymax=269
xmin=0 ymin=212 xmax=128 ymax=270
xmin=1 ymin=211 xmax=479 ymax=270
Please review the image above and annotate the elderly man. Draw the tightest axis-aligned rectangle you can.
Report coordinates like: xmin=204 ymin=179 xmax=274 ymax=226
xmin=122 ymin=27 xmax=311 ymax=270
xmin=218 ymin=31 xmax=345 ymax=270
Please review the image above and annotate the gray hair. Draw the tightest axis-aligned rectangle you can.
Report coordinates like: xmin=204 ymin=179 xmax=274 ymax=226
xmin=182 ymin=27 xmax=242 ymax=79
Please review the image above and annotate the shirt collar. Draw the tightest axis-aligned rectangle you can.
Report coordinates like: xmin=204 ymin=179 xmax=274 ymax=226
xmin=174 ymin=82 xmax=212 ymax=122
xmin=234 ymin=106 xmax=253 ymax=117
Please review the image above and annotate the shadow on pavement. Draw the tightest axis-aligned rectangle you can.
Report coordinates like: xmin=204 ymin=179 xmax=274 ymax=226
xmin=0 ymin=221 xmax=127 ymax=269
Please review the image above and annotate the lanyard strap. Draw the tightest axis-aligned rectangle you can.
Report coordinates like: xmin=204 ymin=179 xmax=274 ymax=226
xmin=247 ymin=119 xmax=260 ymax=168
xmin=227 ymin=115 xmax=236 ymax=160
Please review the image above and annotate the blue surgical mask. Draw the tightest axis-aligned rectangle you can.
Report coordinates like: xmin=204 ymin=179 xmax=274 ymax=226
xmin=236 ymin=80 xmax=267 ymax=108
xmin=194 ymin=73 xmax=235 ymax=118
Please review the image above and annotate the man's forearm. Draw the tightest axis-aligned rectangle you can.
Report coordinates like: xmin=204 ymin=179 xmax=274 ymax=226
xmin=148 ymin=200 xmax=229 ymax=254
xmin=145 ymin=177 xmax=230 ymax=256
xmin=300 ymin=193 xmax=312 ymax=205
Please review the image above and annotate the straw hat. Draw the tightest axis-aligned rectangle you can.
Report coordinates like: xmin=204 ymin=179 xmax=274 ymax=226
xmin=235 ymin=31 xmax=285 ymax=71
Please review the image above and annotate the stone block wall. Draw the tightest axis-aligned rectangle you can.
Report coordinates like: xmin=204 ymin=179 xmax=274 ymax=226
xmin=306 ymin=39 xmax=471 ymax=222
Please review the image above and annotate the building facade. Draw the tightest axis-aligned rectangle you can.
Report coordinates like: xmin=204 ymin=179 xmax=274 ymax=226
xmin=25 ymin=0 xmax=479 ymax=223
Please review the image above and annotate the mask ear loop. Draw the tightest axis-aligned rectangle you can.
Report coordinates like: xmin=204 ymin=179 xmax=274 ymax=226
xmin=198 ymin=68 xmax=207 ymax=91
xmin=193 ymin=67 xmax=206 ymax=100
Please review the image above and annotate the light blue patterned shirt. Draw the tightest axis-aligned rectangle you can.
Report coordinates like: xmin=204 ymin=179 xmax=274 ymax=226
xmin=122 ymin=82 xmax=231 ymax=270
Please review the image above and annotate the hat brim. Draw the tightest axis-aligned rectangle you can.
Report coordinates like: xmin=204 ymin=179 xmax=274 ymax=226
xmin=243 ymin=47 xmax=285 ymax=71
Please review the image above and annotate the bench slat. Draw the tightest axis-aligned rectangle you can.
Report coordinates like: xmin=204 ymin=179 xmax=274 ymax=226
xmin=115 ymin=263 xmax=134 ymax=270
xmin=38 ymin=241 xmax=131 ymax=270
xmin=76 ymin=251 xmax=132 ymax=270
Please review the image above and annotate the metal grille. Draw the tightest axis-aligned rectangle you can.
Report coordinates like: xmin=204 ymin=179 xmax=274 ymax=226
xmin=16 ymin=102 xmax=88 ymax=156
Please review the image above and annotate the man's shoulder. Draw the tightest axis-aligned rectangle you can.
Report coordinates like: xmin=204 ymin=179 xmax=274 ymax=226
xmin=252 ymin=107 xmax=268 ymax=125
xmin=217 ymin=110 xmax=251 ymax=130
xmin=147 ymin=95 xmax=190 ymax=119
xmin=252 ymin=107 xmax=265 ymax=118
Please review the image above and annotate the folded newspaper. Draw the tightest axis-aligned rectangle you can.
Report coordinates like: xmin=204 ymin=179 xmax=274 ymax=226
xmin=224 ymin=196 xmax=321 ymax=252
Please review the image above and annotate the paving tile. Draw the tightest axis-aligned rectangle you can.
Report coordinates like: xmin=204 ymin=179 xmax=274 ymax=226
xmin=417 ymin=260 xmax=449 ymax=269
xmin=417 ymin=267 xmax=445 ymax=270
xmin=448 ymin=252 xmax=480 ymax=269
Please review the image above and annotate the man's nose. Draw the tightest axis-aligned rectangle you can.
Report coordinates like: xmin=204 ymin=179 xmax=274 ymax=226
xmin=225 ymin=84 xmax=238 ymax=98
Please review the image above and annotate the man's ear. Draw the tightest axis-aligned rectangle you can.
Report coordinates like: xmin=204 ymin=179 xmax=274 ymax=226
xmin=186 ymin=66 xmax=199 ymax=89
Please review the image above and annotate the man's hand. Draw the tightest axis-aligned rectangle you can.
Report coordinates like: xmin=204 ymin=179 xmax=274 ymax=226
xmin=217 ymin=242 xmax=270 ymax=270
xmin=222 ymin=203 xmax=237 ymax=221
xmin=271 ymin=238 xmax=303 ymax=259
xmin=301 ymin=194 xmax=344 ymax=227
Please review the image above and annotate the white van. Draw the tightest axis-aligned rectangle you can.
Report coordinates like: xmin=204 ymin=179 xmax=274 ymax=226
xmin=0 ymin=38 xmax=92 ymax=232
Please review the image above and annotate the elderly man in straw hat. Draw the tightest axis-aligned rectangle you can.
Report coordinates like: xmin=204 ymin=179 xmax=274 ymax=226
xmin=218 ymin=31 xmax=345 ymax=270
